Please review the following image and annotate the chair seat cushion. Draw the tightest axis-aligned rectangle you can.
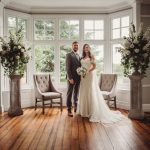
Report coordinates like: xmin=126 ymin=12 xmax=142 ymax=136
xmin=42 ymin=92 xmax=61 ymax=99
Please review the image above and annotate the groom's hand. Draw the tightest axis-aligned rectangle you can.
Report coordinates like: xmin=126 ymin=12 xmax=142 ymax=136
xmin=69 ymin=79 xmax=74 ymax=84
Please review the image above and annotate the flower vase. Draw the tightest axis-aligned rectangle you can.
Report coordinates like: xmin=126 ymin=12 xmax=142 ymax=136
xmin=128 ymin=72 xmax=144 ymax=120
xmin=8 ymin=75 xmax=23 ymax=117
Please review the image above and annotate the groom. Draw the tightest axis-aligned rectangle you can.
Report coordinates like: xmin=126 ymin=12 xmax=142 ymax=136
xmin=66 ymin=41 xmax=81 ymax=117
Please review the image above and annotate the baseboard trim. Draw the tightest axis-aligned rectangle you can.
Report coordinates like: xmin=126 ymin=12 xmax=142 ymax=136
xmin=0 ymin=105 xmax=4 ymax=113
xmin=117 ymin=101 xmax=150 ymax=112
xmin=143 ymin=104 xmax=150 ymax=112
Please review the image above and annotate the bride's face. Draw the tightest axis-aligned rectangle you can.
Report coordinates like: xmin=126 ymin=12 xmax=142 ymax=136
xmin=84 ymin=45 xmax=90 ymax=53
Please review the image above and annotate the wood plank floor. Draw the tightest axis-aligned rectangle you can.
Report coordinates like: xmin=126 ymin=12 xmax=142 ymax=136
xmin=0 ymin=108 xmax=150 ymax=150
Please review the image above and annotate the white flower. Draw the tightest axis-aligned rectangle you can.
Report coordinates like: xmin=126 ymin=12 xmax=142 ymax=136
xmin=16 ymin=56 xmax=20 ymax=59
xmin=137 ymin=23 xmax=143 ymax=35
xmin=141 ymin=62 xmax=145 ymax=65
xmin=21 ymin=49 xmax=24 ymax=52
xmin=130 ymin=44 xmax=134 ymax=48
xmin=123 ymin=40 xmax=130 ymax=48
xmin=130 ymin=58 xmax=133 ymax=63
xmin=133 ymin=39 xmax=139 ymax=44
xmin=134 ymin=49 xmax=139 ymax=53
xmin=18 ymin=45 xmax=21 ymax=49
xmin=144 ymin=27 xmax=150 ymax=38
xmin=126 ymin=51 xmax=131 ymax=55
xmin=144 ymin=53 xmax=148 ymax=58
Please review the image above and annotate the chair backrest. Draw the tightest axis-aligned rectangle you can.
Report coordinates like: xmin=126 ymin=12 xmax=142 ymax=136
xmin=99 ymin=74 xmax=117 ymax=92
xmin=34 ymin=74 xmax=50 ymax=93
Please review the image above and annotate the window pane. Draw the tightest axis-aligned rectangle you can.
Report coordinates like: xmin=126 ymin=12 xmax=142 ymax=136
xmin=91 ymin=45 xmax=104 ymax=75
xmin=121 ymin=16 xmax=129 ymax=27
xmin=121 ymin=27 xmax=129 ymax=38
xmin=95 ymin=31 xmax=104 ymax=40
xmin=95 ymin=20 xmax=104 ymax=30
xmin=112 ymin=29 xmax=120 ymax=39
xmin=59 ymin=20 xmax=79 ymax=40
xmin=84 ymin=20 xmax=104 ymax=40
xmin=8 ymin=17 xmax=16 ymax=34
xmin=60 ymin=45 xmax=72 ymax=82
xmin=112 ymin=18 xmax=120 ymax=29
xmin=18 ymin=18 xmax=27 ymax=39
xmin=112 ymin=44 xmax=124 ymax=77
xmin=84 ymin=20 xmax=93 ymax=30
xmin=35 ymin=45 xmax=55 ymax=78
xmin=34 ymin=20 xmax=54 ymax=40
xmin=84 ymin=31 xmax=94 ymax=40
xmin=8 ymin=17 xmax=16 ymax=28
xmin=21 ymin=69 xmax=27 ymax=84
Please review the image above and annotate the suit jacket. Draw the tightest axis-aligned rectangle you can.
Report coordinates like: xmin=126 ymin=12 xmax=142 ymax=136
xmin=66 ymin=51 xmax=81 ymax=81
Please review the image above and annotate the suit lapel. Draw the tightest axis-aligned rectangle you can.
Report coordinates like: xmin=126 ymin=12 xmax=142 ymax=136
xmin=71 ymin=51 xmax=80 ymax=64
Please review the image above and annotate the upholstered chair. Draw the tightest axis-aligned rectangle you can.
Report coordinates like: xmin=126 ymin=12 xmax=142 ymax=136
xmin=33 ymin=74 xmax=63 ymax=114
xmin=99 ymin=74 xmax=117 ymax=109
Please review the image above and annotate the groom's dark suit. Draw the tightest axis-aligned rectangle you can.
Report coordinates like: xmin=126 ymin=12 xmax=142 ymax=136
xmin=66 ymin=51 xmax=81 ymax=112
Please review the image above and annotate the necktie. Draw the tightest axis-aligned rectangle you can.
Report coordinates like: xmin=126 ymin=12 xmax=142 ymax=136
xmin=75 ymin=53 xmax=79 ymax=61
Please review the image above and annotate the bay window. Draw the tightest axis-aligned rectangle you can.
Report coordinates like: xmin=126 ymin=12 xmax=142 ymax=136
xmin=4 ymin=9 xmax=132 ymax=90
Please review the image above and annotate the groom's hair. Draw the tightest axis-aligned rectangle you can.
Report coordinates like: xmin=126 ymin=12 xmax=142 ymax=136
xmin=72 ymin=41 xmax=78 ymax=45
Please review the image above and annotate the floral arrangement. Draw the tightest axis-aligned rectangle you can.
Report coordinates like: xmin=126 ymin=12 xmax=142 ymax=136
xmin=0 ymin=27 xmax=31 ymax=76
xmin=77 ymin=67 xmax=87 ymax=78
xmin=118 ymin=23 xmax=150 ymax=77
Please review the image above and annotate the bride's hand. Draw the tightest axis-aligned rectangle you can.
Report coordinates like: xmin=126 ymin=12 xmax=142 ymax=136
xmin=87 ymin=70 xmax=91 ymax=74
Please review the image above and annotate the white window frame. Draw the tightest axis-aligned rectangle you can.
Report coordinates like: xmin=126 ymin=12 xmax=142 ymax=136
xmin=3 ymin=9 xmax=133 ymax=91
xmin=110 ymin=9 xmax=133 ymax=89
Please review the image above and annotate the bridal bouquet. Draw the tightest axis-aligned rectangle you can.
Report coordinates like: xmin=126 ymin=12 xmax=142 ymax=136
xmin=118 ymin=23 xmax=150 ymax=77
xmin=0 ymin=27 xmax=31 ymax=76
xmin=76 ymin=67 xmax=87 ymax=78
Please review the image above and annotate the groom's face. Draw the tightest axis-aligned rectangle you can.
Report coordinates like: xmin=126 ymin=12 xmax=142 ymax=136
xmin=72 ymin=43 xmax=79 ymax=52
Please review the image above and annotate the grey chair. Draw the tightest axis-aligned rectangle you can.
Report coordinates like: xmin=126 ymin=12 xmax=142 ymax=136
xmin=33 ymin=74 xmax=63 ymax=114
xmin=99 ymin=74 xmax=117 ymax=109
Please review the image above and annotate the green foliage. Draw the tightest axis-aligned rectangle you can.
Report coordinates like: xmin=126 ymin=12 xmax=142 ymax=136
xmin=35 ymin=45 xmax=54 ymax=73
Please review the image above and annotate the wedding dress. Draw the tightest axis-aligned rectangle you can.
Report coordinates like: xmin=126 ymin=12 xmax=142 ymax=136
xmin=77 ymin=58 xmax=124 ymax=124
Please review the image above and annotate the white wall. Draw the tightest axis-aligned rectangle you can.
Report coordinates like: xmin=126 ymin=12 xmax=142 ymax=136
xmin=0 ymin=2 xmax=4 ymax=113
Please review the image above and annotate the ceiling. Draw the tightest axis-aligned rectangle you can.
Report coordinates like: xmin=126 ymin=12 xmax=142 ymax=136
xmin=1 ymin=0 xmax=146 ymax=13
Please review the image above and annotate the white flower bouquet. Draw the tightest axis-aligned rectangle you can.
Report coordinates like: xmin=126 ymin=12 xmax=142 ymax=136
xmin=0 ymin=27 xmax=31 ymax=76
xmin=118 ymin=23 xmax=150 ymax=77
xmin=76 ymin=67 xmax=87 ymax=78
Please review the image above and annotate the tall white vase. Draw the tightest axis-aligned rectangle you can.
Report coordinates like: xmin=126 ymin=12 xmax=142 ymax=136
xmin=8 ymin=75 xmax=23 ymax=117
xmin=128 ymin=75 xmax=144 ymax=120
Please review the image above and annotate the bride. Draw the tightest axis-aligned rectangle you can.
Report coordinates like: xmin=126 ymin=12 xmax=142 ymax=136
xmin=77 ymin=44 xmax=124 ymax=124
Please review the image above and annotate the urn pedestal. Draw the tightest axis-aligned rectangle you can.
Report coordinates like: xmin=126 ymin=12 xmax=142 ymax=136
xmin=128 ymin=75 xmax=144 ymax=120
xmin=8 ymin=75 xmax=23 ymax=117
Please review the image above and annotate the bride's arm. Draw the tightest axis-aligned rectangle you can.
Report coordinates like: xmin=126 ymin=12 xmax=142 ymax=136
xmin=88 ymin=56 xmax=96 ymax=72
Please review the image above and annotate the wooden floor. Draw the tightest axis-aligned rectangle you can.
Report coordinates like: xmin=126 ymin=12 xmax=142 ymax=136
xmin=0 ymin=108 xmax=150 ymax=150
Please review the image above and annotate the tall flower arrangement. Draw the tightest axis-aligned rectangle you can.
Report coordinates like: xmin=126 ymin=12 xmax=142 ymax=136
xmin=118 ymin=23 xmax=150 ymax=77
xmin=0 ymin=27 xmax=31 ymax=76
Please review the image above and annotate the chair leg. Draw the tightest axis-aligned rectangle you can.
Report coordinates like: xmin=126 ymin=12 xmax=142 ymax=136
xmin=35 ymin=98 xmax=37 ymax=110
xmin=50 ymin=99 xmax=53 ymax=108
xmin=60 ymin=96 xmax=63 ymax=112
xmin=114 ymin=96 xmax=117 ymax=110
xmin=107 ymin=97 xmax=110 ymax=107
xmin=42 ymin=98 xmax=45 ymax=114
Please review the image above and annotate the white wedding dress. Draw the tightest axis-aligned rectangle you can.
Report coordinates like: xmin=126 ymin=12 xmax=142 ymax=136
xmin=77 ymin=58 xmax=124 ymax=124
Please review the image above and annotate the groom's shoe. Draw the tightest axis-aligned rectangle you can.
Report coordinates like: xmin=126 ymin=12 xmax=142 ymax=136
xmin=74 ymin=106 xmax=77 ymax=113
xmin=68 ymin=111 xmax=73 ymax=117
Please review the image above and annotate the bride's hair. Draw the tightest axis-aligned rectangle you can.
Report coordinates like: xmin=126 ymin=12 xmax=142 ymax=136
xmin=82 ymin=44 xmax=92 ymax=59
